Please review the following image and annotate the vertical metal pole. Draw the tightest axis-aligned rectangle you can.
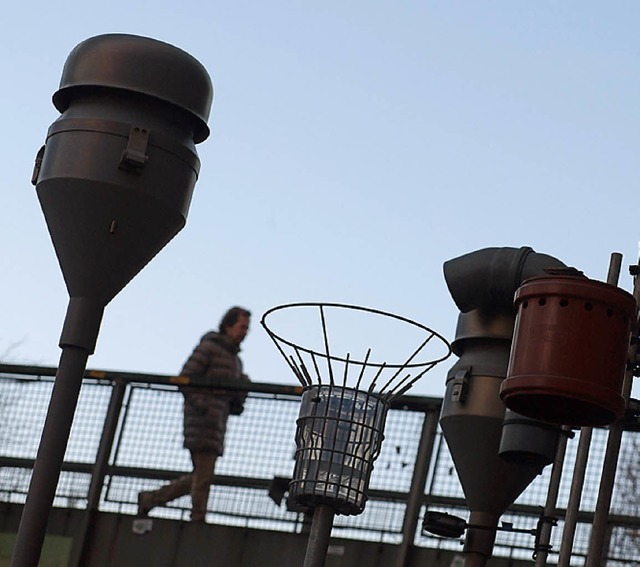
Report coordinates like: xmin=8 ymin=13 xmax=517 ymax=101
xmin=69 ymin=379 xmax=127 ymax=567
xmin=10 ymin=347 xmax=90 ymax=567
xmin=463 ymin=511 xmax=498 ymax=567
xmin=10 ymin=298 xmax=103 ymax=567
xmin=586 ymin=253 xmax=638 ymax=567
xmin=534 ymin=426 xmax=570 ymax=566
xmin=303 ymin=504 xmax=335 ymax=567
xmin=557 ymin=427 xmax=592 ymax=566
xmin=394 ymin=408 xmax=439 ymax=567
xmin=554 ymin=252 xmax=622 ymax=566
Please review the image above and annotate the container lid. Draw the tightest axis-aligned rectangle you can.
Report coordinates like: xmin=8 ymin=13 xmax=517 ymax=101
xmin=52 ymin=34 xmax=213 ymax=143
xmin=515 ymin=275 xmax=636 ymax=314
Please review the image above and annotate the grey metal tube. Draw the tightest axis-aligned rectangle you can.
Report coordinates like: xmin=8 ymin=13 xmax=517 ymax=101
xmin=559 ymin=253 xmax=622 ymax=566
xmin=463 ymin=511 xmax=498 ymax=567
xmin=10 ymin=298 xmax=103 ymax=567
xmin=585 ymin=426 xmax=624 ymax=566
xmin=10 ymin=346 xmax=92 ymax=567
xmin=394 ymin=408 xmax=439 ymax=567
xmin=586 ymin=254 xmax=636 ymax=567
xmin=534 ymin=426 xmax=571 ymax=566
xmin=557 ymin=427 xmax=592 ymax=566
xmin=303 ymin=504 xmax=335 ymax=567
xmin=443 ymin=246 xmax=566 ymax=313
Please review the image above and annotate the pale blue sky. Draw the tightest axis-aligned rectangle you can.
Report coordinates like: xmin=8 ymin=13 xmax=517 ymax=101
xmin=1 ymin=2 xmax=639 ymax=397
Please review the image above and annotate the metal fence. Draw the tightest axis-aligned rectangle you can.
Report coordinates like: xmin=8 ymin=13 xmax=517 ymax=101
xmin=0 ymin=364 xmax=639 ymax=565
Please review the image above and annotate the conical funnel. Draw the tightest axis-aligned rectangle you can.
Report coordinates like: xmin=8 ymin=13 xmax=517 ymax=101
xmin=440 ymin=352 xmax=543 ymax=519
xmin=33 ymin=33 xmax=213 ymax=305
xmin=439 ymin=309 xmax=557 ymax=565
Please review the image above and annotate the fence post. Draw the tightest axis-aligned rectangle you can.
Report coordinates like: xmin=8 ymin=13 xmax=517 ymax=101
xmin=395 ymin=407 xmax=440 ymax=567
xmin=69 ymin=379 xmax=127 ymax=567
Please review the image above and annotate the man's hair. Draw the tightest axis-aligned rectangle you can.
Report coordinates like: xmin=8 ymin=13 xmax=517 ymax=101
xmin=219 ymin=306 xmax=251 ymax=334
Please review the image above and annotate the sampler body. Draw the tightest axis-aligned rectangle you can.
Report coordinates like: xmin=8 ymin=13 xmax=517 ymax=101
xmin=289 ymin=385 xmax=388 ymax=516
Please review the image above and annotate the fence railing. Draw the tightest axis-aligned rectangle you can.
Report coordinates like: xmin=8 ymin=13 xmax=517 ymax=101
xmin=0 ymin=363 xmax=639 ymax=565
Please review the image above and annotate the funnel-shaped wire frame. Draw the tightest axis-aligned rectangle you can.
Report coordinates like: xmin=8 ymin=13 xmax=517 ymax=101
xmin=261 ymin=302 xmax=452 ymax=402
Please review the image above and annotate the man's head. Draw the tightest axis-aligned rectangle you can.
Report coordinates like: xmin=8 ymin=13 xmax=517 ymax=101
xmin=219 ymin=306 xmax=251 ymax=345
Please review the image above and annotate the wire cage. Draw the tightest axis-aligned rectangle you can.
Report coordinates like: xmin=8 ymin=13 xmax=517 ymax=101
xmin=290 ymin=385 xmax=387 ymax=515
xmin=261 ymin=302 xmax=452 ymax=517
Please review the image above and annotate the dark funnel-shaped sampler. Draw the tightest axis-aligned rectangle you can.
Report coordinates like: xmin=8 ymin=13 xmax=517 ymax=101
xmin=33 ymin=33 xmax=213 ymax=306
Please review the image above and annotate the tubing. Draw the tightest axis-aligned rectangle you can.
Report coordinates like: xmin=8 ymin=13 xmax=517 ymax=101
xmin=303 ymin=505 xmax=335 ymax=567
xmin=443 ymin=246 xmax=566 ymax=313
xmin=10 ymin=299 xmax=103 ymax=567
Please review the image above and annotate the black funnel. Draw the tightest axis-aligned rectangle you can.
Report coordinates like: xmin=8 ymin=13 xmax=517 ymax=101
xmin=441 ymin=312 xmax=544 ymax=518
xmin=439 ymin=311 xmax=546 ymax=567
xmin=33 ymin=33 xmax=213 ymax=306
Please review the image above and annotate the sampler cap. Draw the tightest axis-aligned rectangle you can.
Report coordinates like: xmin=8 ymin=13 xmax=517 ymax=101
xmin=52 ymin=33 xmax=213 ymax=143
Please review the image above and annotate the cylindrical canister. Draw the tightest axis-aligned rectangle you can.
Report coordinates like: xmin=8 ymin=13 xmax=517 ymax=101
xmin=500 ymin=276 xmax=636 ymax=426
xmin=499 ymin=409 xmax=561 ymax=470
xmin=289 ymin=385 xmax=388 ymax=516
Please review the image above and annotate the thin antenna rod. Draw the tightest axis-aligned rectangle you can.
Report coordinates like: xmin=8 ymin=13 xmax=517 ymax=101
xmin=342 ymin=353 xmax=351 ymax=388
xmin=355 ymin=349 xmax=372 ymax=391
xmin=292 ymin=347 xmax=312 ymax=386
xmin=310 ymin=351 xmax=323 ymax=385
xmin=319 ymin=305 xmax=335 ymax=385
xmin=294 ymin=348 xmax=314 ymax=387
xmin=368 ymin=362 xmax=387 ymax=393
xmin=387 ymin=362 xmax=437 ymax=400
xmin=288 ymin=354 xmax=309 ymax=387
xmin=269 ymin=334 xmax=306 ymax=385
xmin=378 ymin=332 xmax=436 ymax=394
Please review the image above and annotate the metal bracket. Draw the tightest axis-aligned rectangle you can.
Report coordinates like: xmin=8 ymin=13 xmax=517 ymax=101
xmin=450 ymin=368 xmax=470 ymax=403
xmin=31 ymin=145 xmax=45 ymax=186
xmin=119 ymin=126 xmax=149 ymax=173
xmin=532 ymin=515 xmax=558 ymax=559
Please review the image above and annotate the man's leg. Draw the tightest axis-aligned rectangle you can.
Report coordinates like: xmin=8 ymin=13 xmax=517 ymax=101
xmin=138 ymin=474 xmax=193 ymax=516
xmin=190 ymin=451 xmax=217 ymax=522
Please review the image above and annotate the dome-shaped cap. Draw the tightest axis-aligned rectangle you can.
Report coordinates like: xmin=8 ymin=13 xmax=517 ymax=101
xmin=53 ymin=34 xmax=213 ymax=143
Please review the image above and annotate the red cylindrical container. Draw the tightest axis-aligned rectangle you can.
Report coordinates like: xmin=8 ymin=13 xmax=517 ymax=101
xmin=500 ymin=276 xmax=636 ymax=426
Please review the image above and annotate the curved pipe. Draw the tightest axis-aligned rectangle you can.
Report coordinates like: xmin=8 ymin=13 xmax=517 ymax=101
xmin=443 ymin=246 xmax=567 ymax=313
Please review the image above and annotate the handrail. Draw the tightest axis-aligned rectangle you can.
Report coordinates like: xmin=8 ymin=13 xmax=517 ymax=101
xmin=0 ymin=363 xmax=443 ymax=411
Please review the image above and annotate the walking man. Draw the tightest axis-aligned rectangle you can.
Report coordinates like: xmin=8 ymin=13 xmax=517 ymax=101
xmin=138 ymin=306 xmax=251 ymax=521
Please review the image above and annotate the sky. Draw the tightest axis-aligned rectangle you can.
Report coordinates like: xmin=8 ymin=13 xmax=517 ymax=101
xmin=1 ymin=2 xmax=640 ymax=398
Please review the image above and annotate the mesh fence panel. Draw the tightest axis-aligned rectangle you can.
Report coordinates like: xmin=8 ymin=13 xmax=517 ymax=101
xmin=0 ymin=368 xmax=639 ymax=563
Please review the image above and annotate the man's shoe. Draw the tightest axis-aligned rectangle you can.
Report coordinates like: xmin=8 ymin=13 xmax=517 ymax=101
xmin=137 ymin=491 xmax=155 ymax=517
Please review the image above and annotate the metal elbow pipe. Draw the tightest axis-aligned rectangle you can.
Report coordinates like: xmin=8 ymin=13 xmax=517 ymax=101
xmin=443 ymin=246 xmax=567 ymax=313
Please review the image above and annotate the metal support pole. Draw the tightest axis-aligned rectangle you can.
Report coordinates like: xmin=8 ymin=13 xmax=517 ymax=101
xmin=586 ymin=253 xmax=638 ymax=567
xmin=11 ymin=347 xmax=90 ymax=566
xmin=394 ymin=408 xmax=439 ymax=567
xmin=69 ymin=379 xmax=127 ymax=567
xmin=10 ymin=298 xmax=103 ymax=567
xmin=534 ymin=426 xmax=571 ymax=566
xmin=557 ymin=426 xmax=592 ymax=566
xmin=463 ymin=511 xmax=498 ymax=567
xmin=553 ymin=252 xmax=622 ymax=565
xmin=303 ymin=504 xmax=336 ymax=567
